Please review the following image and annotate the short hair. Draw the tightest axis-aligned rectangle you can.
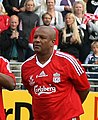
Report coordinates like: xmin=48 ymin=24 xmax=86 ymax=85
xmin=10 ymin=15 xmax=19 ymax=22
xmin=36 ymin=26 xmax=56 ymax=40
xmin=91 ymin=41 xmax=98 ymax=49
xmin=42 ymin=12 xmax=52 ymax=20
xmin=46 ymin=0 xmax=56 ymax=4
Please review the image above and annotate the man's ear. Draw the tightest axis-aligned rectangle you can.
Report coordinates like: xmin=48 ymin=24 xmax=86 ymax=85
xmin=50 ymin=39 xmax=55 ymax=47
xmin=52 ymin=39 xmax=55 ymax=44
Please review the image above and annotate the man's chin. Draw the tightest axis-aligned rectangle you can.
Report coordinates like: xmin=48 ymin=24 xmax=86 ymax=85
xmin=34 ymin=49 xmax=40 ymax=53
xmin=44 ymin=23 xmax=50 ymax=26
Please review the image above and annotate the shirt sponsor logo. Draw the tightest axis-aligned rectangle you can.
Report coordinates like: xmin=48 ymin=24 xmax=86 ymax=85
xmin=28 ymin=75 xmax=35 ymax=86
xmin=53 ymin=73 xmax=61 ymax=83
xmin=34 ymin=84 xmax=56 ymax=96
xmin=36 ymin=71 xmax=48 ymax=78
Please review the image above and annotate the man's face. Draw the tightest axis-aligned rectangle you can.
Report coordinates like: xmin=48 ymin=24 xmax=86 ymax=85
xmin=33 ymin=28 xmax=53 ymax=54
xmin=43 ymin=14 xmax=52 ymax=26
xmin=10 ymin=17 xmax=19 ymax=30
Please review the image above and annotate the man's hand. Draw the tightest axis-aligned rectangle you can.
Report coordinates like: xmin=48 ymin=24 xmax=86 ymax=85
xmin=64 ymin=6 xmax=72 ymax=11
xmin=10 ymin=31 xmax=19 ymax=39
xmin=12 ymin=7 xmax=20 ymax=12
xmin=19 ymin=7 xmax=25 ymax=12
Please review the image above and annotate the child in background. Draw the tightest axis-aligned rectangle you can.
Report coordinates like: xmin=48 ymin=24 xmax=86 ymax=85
xmin=85 ymin=41 xmax=98 ymax=77
xmin=85 ymin=41 xmax=98 ymax=91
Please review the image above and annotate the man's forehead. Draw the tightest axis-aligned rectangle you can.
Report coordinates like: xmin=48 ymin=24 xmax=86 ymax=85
xmin=36 ymin=27 xmax=47 ymax=31
xmin=34 ymin=30 xmax=47 ymax=36
xmin=35 ymin=28 xmax=48 ymax=34
xmin=34 ymin=26 xmax=55 ymax=36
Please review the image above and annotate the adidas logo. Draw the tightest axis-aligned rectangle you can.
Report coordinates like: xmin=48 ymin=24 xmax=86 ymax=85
xmin=36 ymin=71 xmax=48 ymax=78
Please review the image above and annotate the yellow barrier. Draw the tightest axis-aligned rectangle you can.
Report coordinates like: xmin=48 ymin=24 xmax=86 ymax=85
xmin=3 ymin=90 xmax=32 ymax=120
xmin=2 ymin=90 xmax=98 ymax=120
xmin=80 ymin=92 xmax=98 ymax=120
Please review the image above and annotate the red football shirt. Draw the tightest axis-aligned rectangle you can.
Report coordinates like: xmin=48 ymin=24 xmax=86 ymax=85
xmin=0 ymin=57 xmax=16 ymax=120
xmin=0 ymin=15 xmax=10 ymax=33
xmin=22 ymin=51 xmax=90 ymax=120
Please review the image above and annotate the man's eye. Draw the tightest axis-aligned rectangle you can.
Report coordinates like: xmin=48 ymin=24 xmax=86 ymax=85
xmin=34 ymin=36 xmax=37 ymax=39
xmin=34 ymin=35 xmax=47 ymax=39
xmin=40 ymin=36 xmax=47 ymax=39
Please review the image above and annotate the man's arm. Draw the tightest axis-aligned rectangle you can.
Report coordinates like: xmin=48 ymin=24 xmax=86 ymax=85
xmin=77 ymin=89 xmax=89 ymax=103
xmin=0 ymin=57 xmax=16 ymax=90
xmin=0 ymin=73 xmax=16 ymax=90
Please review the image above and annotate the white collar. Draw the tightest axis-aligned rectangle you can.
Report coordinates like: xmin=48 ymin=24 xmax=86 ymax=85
xmin=36 ymin=50 xmax=54 ymax=68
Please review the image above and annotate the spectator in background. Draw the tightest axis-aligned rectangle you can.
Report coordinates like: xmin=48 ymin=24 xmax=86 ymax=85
xmin=84 ymin=0 xmax=98 ymax=34
xmin=73 ymin=1 xmax=85 ymax=27
xmin=86 ymin=0 xmax=98 ymax=14
xmin=34 ymin=0 xmax=73 ymax=18
xmin=85 ymin=41 xmax=98 ymax=91
xmin=58 ymin=13 xmax=83 ymax=59
xmin=18 ymin=0 xmax=40 ymax=59
xmin=55 ymin=0 xmax=73 ymax=13
xmin=0 ymin=15 xmax=27 ymax=89
xmin=2 ymin=0 xmax=26 ymax=16
xmin=40 ymin=0 xmax=64 ymax=30
xmin=29 ymin=12 xmax=59 ymax=52
xmin=60 ymin=0 xmax=74 ymax=20
xmin=85 ymin=41 xmax=98 ymax=78
xmin=34 ymin=0 xmax=47 ymax=15
xmin=41 ymin=12 xmax=52 ymax=26
xmin=73 ymin=1 xmax=91 ymax=63
xmin=18 ymin=0 xmax=40 ymax=40
xmin=0 ymin=56 xmax=16 ymax=120
xmin=21 ymin=26 xmax=90 ymax=120
xmin=88 ymin=20 xmax=98 ymax=41
xmin=0 ymin=3 xmax=10 ymax=33
xmin=0 ymin=15 xmax=28 ymax=62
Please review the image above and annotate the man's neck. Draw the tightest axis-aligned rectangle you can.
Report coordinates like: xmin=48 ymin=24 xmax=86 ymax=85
xmin=10 ymin=28 xmax=17 ymax=32
xmin=36 ymin=49 xmax=53 ymax=64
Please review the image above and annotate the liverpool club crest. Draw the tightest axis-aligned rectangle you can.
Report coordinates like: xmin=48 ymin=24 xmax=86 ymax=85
xmin=53 ymin=73 xmax=60 ymax=83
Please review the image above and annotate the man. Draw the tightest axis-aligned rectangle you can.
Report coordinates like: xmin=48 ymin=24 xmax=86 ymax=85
xmin=0 ymin=56 xmax=16 ymax=120
xmin=0 ymin=15 xmax=28 ymax=89
xmin=0 ymin=15 xmax=28 ymax=62
xmin=2 ymin=0 xmax=26 ymax=16
xmin=21 ymin=26 xmax=90 ymax=120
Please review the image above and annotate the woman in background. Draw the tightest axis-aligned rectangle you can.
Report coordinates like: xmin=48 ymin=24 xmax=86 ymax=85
xmin=73 ymin=1 xmax=91 ymax=63
xmin=40 ymin=0 xmax=64 ymax=30
xmin=18 ymin=0 xmax=40 ymax=40
xmin=18 ymin=0 xmax=40 ymax=59
xmin=58 ymin=13 xmax=83 ymax=59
